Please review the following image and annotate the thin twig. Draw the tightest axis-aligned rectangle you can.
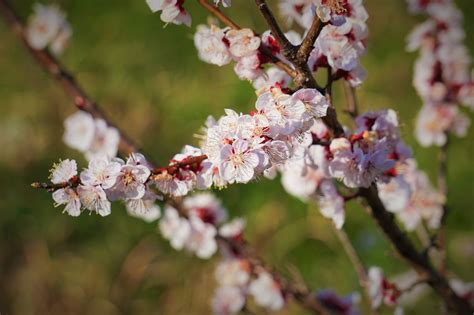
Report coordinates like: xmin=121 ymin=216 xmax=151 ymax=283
xmin=0 ymin=0 xmax=139 ymax=157
xmin=333 ymin=227 xmax=379 ymax=315
xmin=254 ymin=0 xmax=295 ymax=54
xmin=343 ymin=81 xmax=359 ymax=118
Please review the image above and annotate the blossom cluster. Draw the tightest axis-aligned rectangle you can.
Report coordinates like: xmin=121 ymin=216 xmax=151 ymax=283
xmin=49 ymin=154 xmax=160 ymax=220
xmin=280 ymin=109 xmax=412 ymax=228
xmin=194 ymin=25 xmax=264 ymax=81
xmin=406 ymin=0 xmax=473 ymax=146
xmin=150 ymin=87 xmax=329 ymax=198
xmin=63 ymin=111 xmax=120 ymax=161
xmin=26 ymin=3 xmax=72 ymax=55
xmin=279 ymin=0 xmax=369 ymax=87
xmin=377 ymin=159 xmax=444 ymax=231
xmin=212 ymin=259 xmax=285 ymax=314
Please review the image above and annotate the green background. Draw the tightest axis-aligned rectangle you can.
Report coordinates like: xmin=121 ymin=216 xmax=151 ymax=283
xmin=0 ymin=0 xmax=472 ymax=314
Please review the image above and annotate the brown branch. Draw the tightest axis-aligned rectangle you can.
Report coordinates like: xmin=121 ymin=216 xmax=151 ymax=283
xmin=360 ymin=185 xmax=472 ymax=315
xmin=197 ymin=0 xmax=240 ymax=29
xmin=297 ymin=16 xmax=323 ymax=62
xmin=333 ymin=227 xmax=379 ymax=315
xmin=254 ymin=0 xmax=319 ymax=89
xmin=255 ymin=0 xmax=295 ymax=54
xmin=0 ymin=0 xmax=139 ymax=157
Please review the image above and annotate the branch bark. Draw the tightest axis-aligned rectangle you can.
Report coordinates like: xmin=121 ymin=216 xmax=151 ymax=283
xmin=297 ymin=16 xmax=323 ymax=62
xmin=360 ymin=185 xmax=472 ymax=315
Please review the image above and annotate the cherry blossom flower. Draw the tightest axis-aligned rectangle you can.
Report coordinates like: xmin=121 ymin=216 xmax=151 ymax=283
xmin=194 ymin=24 xmax=232 ymax=66
xmin=377 ymin=176 xmax=412 ymax=213
xmin=186 ymin=216 xmax=218 ymax=259
xmin=63 ymin=111 xmax=96 ymax=152
xmin=249 ymin=271 xmax=285 ymax=311
xmin=26 ymin=3 xmax=71 ymax=54
xmin=85 ymin=119 xmax=120 ymax=161
xmin=215 ymin=258 xmax=251 ymax=287
xmin=212 ymin=286 xmax=245 ymax=315
xmin=233 ymin=52 xmax=263 ymax=81
xmin=252 ymin=67 xmax=292 ymax=92
xmin=159 ymin=206 xmax=191 ymax=250
xmin=368 ymin=267 xmax=400 ymax=308
xmin=318 ymin=179 xmax=345 ymax=229
xmin=316 ymin=24 xmax=361 ymax=72
xmin=225 ymin=28 xmax=261 ymax=58
xmin=278 ymin=0 xmax=314 ymax=29
xmin=125 ymin=189 xmax=162 ymax=222
xmin=219 ymin=139 xmax=265 ymax=184
xmin=50 ymin=159 xmax=77 ymax=184
xmin=255 ymin=89 xmax=306 ymax=136
xmin=80 ymin=157 xmax=121 ymax=189
xmin=146 ymin=0 xmax=191 ymax=27
xmin=77 ymin=184 xmax=111 ymax=216
xmin=184 ymin=193 xmax=228 ymax=225
xmin=219 ymin=218 xmax=246 ymax=239
xmin=52 ymin=187 xmax=81 ymax=217
xmin=415 ymin=103 xmax=469 ymax=147
xmin=386 ymin=160 xmax=444 ymax=231
xmin=109 ymin=156 xmax=151 ymax=200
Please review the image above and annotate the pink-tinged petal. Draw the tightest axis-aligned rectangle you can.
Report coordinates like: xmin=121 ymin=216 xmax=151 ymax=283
xmin=219 ymin=144 xmax=233 ymax=161
xmin=235 ymin=162 xmax=255 ymax=183
xmin=232 ymin=139 xmax=249 ymax=154
xmin=220 ymin=162 xmax=236 ymax=182
xmin=243 ymin=151 xmax=260 ymax=168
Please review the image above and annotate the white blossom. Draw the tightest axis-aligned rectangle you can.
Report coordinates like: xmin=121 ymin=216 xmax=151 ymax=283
xmin=52 ymin=187 xmax=81 ymax=217
xmin=80 ymin=157 xmax=121 ymax=189
xmin=77 ymin=185 xmax=111 ymax=216
xmin=63 ymin=111 xmax=95 ymax=152
xmin=186 ymin=216 xmax=218 ymax=259
xmin=219 ymin=139 xmax=264 ymax=184
xmin=146 ymin=0 xmax=191 ymax=27
xmin=50 ymin=159 xmax=77 ymax=184
xmin=225 ymin=28 xmax=261 ymax=58
xmin=159 ymin=206 xmax=191 ymax=250
xmin=26 ymin=3 xmax=71 ymax=54
xmin=212 ymin=286 xmax=245 ymax=315
xmin=248 ymin=271 xmax=285 ymax=311
xmin=194 ymin=25 xmax=232 ymax=66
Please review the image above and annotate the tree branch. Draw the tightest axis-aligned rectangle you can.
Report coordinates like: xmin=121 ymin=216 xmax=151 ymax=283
xmin=0 ymin=0 xmax=139 ymax=157
xmin=297 ymin=16 xmax=323 ymax=62
xmin=360 ymin=185 xmax=472 ymax=315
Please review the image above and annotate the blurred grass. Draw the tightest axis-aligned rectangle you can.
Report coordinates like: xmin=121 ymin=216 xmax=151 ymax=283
xmin=0 ymin=0 xmax=473 ymax=314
